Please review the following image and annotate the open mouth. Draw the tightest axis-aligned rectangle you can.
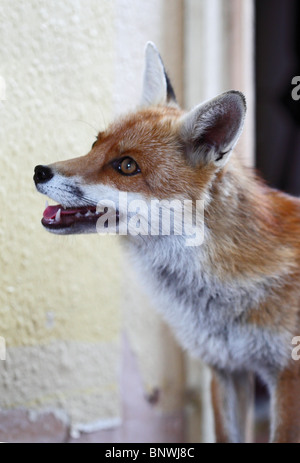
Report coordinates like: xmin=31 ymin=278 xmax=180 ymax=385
xmin=42 ymin=204 xmax=106 ymax=230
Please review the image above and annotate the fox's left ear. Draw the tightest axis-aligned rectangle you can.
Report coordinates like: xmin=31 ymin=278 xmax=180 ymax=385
xmin=140 ymin=42 xmax=177 ymax=107
xmin=180 ymin=91 xmax=246 ymax=167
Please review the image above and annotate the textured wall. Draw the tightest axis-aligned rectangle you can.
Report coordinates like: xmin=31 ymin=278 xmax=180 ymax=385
xmin=0 ymin=0 xmax=122 ymax=436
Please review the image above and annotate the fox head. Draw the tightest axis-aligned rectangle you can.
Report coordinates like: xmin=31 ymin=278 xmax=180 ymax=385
xmin=34 ymin=42 xmax=246 ymax=237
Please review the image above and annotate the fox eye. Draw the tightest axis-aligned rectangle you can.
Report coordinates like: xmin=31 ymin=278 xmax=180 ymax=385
xmin=114 ymin=157 xmax=141 ymax=176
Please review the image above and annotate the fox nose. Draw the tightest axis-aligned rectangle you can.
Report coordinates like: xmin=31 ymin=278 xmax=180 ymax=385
xmin=34 ymin=165 xmax=53 ymax=184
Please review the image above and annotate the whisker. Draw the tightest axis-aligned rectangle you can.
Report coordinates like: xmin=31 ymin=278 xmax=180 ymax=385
xmin=61 ymin=186 xmax=98 ymax=205
xmin=72 ymin=119 xmax=98 ymax=135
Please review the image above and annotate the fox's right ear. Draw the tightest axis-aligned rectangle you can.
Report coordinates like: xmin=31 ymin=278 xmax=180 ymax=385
xmin=180 ymin=91 xmax=246 ymax=168
xmin=140 ymin=42 xmax=177 ymax=107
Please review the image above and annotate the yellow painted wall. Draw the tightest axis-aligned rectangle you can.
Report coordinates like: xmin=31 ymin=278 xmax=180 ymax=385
xmin=0 ymin=0 xmax=122 ymax=431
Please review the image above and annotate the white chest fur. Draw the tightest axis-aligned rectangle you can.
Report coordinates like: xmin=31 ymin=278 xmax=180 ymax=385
xmin=126 ymin=236 xmax=290 ymax=377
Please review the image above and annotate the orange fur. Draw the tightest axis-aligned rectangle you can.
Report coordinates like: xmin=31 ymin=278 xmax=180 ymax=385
xmin=51 ymin=107 xmax=216 ymax=199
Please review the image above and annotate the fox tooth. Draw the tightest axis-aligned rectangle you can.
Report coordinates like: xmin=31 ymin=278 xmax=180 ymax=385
xmin=85 ymin=210 xmax=93 ymax=216
xmin=75 ymin=213 xmax=81 ymax=218
xmin=55 ymin=208 xmax=61 ymax=222
xmin=45 ymin=200 xmax=49 ymax=209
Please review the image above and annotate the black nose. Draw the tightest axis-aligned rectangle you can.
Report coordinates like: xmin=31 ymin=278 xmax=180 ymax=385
xmin=34 ymin=165 xmax=53 ymax=184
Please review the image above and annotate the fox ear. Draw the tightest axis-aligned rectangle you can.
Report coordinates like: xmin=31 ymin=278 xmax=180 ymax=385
xmin=180 ymin=91 xmax=246 ymax=167
xmin=140 ymin=42 xmax=177 ymax=107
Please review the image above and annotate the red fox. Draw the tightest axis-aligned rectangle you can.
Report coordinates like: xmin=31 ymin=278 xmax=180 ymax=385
xmin=34 ymin=42 xmax=300 ymax=443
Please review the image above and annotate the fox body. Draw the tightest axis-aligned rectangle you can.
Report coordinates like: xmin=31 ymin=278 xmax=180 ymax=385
xmin=34 ymin=43 xmax=300 ymax=443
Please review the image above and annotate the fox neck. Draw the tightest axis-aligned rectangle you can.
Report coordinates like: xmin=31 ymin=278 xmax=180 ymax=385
xmin=126 ymin=155 xmax=297 ymax=286
xmin=203 ymin=157 xmax=296 ymax=282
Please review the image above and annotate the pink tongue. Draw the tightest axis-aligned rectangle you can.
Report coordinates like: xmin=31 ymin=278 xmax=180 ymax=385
xmin=43 ymin=205 xmax=61 ymax=219
xmin=43 ymin=205 xmax=82 ymax=219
